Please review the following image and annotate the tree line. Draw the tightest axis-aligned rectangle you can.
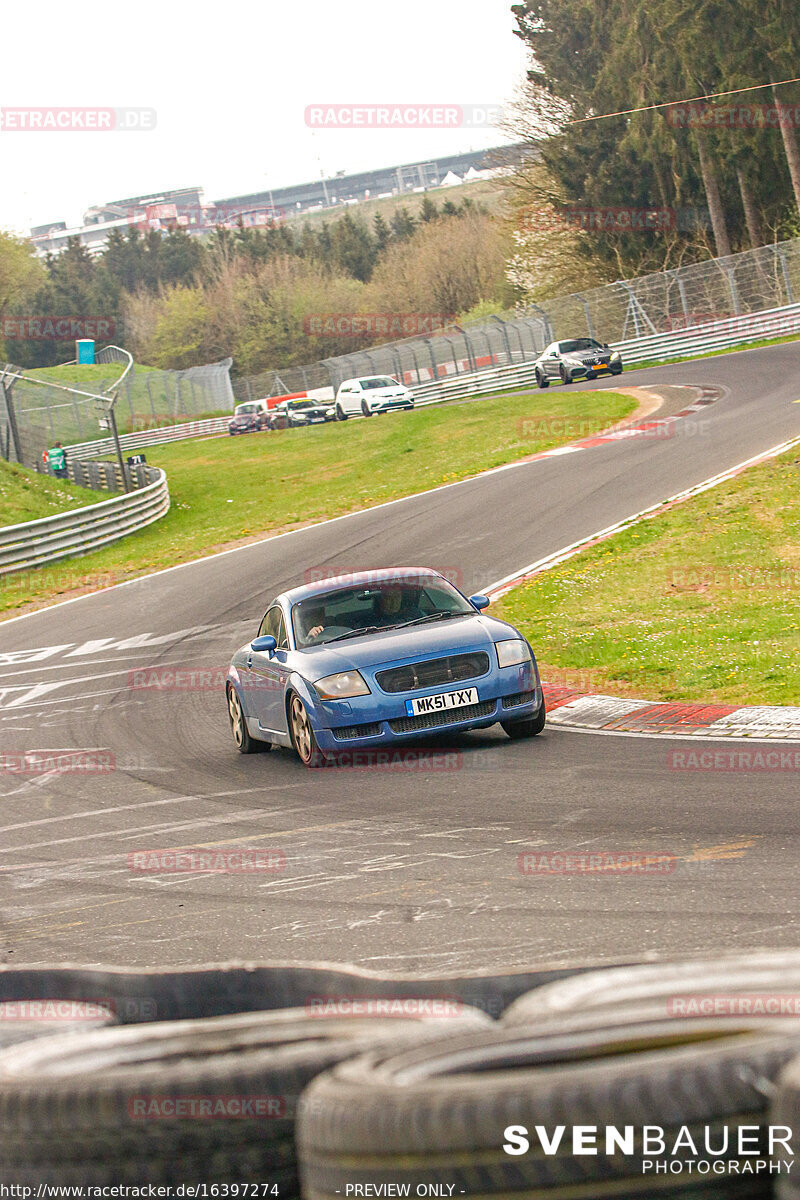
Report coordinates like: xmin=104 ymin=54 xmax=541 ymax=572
xmin=508 ymin=0 xmax=800 ymax=290
xmin=1 ymin=196 xmax=513 ymax=373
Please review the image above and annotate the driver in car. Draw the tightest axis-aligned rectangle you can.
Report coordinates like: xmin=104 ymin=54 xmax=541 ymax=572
xmin=306 ymin=586 xmax=419 ymax=640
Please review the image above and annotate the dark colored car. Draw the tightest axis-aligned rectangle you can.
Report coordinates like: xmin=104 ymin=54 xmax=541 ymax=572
xmin=268 ymin=398 xmax=336 ymax=430
xmin=228 ymin=403 xmax=268 ymax=434
xmin=534 ymin=338 xmax=623 ymax=387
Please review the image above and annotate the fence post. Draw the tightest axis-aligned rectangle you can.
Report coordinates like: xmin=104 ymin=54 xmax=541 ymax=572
xmin=776 ymin=248 xmax=796 ymax=305
xmin=575 ymin=295 xmax=594 ymax=340
xmin=0 ymin=374 xmax=23 ymax=464
xmin=489 ymin=315 xmax=513 ymax=365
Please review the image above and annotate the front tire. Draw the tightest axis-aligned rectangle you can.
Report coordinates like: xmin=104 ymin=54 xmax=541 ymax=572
xmin=501 ymin=695 xmax=546 ymax=739
xmin=288 ymin=693 xmax=327 ymax=768
xmin=227 ymin=685 xmax=269 ymax=755
xmin=559 ymin=365 xmax=573 ymax=385
xmin=535 ymin=369 xmax=549 ymax=389
xmin=336 ymin=405 xmax=348 ymax=421
xmin=361 ymin=403 xmax=373 ymax=418
xmin=611 ymin=365 xmax=623 ymax=375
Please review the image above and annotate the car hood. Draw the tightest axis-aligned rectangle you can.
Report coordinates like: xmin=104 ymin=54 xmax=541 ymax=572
xmin=292 ymin=614 xmax=519 ymax=676
xmin=568 ymin=349 xmax=610 ymax=362
xmin=365 ymin=387 xmax=408 ymax=398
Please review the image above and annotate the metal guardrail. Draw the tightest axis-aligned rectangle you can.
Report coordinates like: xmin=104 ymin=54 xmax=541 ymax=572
xmin=407 ymin=304 xmax=800 ymax=403
xmin=411 ymin=360 xmax=540 ymax=403
xmin=0 ymin=466 xmax=170 ymax=575
xmin=66 ymin=416 xmax=232 ymax=460
xmin=615 ymin=301 xmax=800 ymax=364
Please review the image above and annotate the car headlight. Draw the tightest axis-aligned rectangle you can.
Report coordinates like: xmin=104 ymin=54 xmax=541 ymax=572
xmin=314 ymin=670 xmax=371 ymax=699
xmin=564 ymin=356 xmax=584 ymax=367
xmin=495 ymin=639 xmax=531 ymax=668
xmin=610 ymin=351 xmax=621 ymax=361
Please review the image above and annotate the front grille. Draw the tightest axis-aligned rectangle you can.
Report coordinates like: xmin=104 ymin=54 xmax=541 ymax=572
xmin=502 ymin=690 xmax=537 ymax=709
xmin=331 ymin=722 xmax=382 ymax=741
xmin=376 ymin=652 xmax=490 ymax=694
xmin=389 ymin=699 xmax=496 ymax=734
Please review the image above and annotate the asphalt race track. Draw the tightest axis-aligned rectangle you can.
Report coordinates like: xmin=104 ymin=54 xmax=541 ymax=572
xmin=2 ymin=342 xmax=799 ymax=971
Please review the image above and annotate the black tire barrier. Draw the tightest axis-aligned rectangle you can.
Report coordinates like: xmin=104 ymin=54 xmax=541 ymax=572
xmin=297 ymin=1010 xmax=800 ymax=1199
xmin=502 ymin=950 xmax=800 ymax=1025
xmin=0 ymin=1007 xmax=492 ymax=1190
xmin=0 ymin=957 xmax=632 ymax=1024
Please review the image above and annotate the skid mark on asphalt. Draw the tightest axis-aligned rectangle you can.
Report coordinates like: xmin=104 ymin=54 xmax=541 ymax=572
xmin=683 ymin=837 xmax=758 ymax=862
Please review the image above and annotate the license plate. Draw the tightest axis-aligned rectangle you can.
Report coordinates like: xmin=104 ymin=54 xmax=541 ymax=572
xmin=405 ymin=687 xmax=478 ymax=716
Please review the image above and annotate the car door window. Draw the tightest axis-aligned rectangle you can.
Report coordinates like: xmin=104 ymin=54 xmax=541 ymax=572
xmin=258 ymin=605 xmax=285 ymax=644
xmin=274 ymin=610 xmax=289 ymax=649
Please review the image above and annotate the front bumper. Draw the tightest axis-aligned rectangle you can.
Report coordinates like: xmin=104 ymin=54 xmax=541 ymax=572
xmin=368 ymin=398 xmax=414 ymax=413
xmin=573 ymin=361 xmax=621 ymax=378
xmin=311 ymin=678 xmax=542 ymax=754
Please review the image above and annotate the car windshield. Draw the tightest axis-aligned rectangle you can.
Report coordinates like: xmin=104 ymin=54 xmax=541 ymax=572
xmin=235 ymin=403 xmax=258 ymax=413
xmin=358 ymin=377 xmax=398 ymax=389
xmin=291 ymin=578 xmax=474 ymax=647
xmin=558 ymin=338 xmax=603 ymax=353
xmin=288 ymin=399 xmax=316 ymax=409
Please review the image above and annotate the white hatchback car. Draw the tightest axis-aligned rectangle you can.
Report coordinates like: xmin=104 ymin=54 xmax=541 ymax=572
xmin=334 ymin=376 xmax=415 ymax=420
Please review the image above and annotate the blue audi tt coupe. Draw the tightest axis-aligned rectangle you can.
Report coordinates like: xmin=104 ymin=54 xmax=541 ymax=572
xmin=226 ymin=568 xmax=545 ymax=766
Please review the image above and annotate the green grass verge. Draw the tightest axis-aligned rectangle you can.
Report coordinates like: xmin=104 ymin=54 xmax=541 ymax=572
xmin=494 ymin=445 xmax=800 ymax=706
xmin=0 ymin=459 xmax=100 ymax=525
xmin=1 ymin=388 xmax=636 ymax=617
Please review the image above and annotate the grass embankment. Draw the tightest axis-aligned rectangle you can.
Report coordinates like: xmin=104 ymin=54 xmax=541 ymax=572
xmin=494 ymin=446 xmax=800 ymax=706
xmin=0 ymin=459 xmax=100 ymax=526
xmin=1 ymin=388 xmax=636 ymax=617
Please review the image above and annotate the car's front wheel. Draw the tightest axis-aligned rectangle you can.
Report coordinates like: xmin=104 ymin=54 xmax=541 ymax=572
xmin=611 ymin=365 xmax=623 ymax=375
xmin=361 ymin=403 xmax=373 ymax=418
xmin=535 ymin=369 xmax=549 ymax=389
xmin=288 ymin=693 xmax=327 ymax=768
xmin=336 ymin=405 xmax=348 ymax=421
xmin=227 ymin=684 xmax=270 ymax=755
xmin=501 ymin=695 xmax=546 ymax=739
xmin=559 ymin=365 xmax=573 ymax=384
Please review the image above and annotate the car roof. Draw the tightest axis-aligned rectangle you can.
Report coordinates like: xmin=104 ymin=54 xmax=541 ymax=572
xmin=276 ymin=567 xmax=445 ymax=606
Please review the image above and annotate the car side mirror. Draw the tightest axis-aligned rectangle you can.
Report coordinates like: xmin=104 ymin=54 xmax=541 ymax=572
xmin=251 ymin=635 xmax=277 ymax=657
xmin=469 ymin=594 xmax=490 ymax=611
